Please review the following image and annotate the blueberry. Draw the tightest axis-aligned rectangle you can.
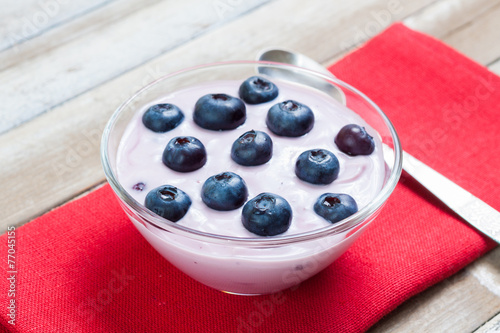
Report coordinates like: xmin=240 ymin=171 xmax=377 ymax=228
xmin=266 ymin=100 xmax=314 ymax=137
xmin=314 ymin=193 xmax=358 ymax=224
xmin=295 ymin=149 xmax=339 ymax=185
xmin=335 ymin=124 xmax=375 ymax=156
xmin=145 ymin=185 xmax=191 ymax=222
xmin=142 ymin=103 xmax=184 ymax=133
xmin=242 ymin=193 xmax=292 ymax=236
xmin=231 ymin=130 xmax=273 ymax=166
xmin=162 ymin=136 xmax=207 ymax=172
xmin=238 ymin=76 xmax=279 ymax=104
xmin=201 ymin=172 xmax=248 ymax=211
xmin=193 ymin=94 xmax=246 ymax=130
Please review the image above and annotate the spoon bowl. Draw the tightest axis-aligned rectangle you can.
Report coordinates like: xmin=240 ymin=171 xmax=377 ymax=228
xmin=257 ymin=48 xmax=346 ymax=104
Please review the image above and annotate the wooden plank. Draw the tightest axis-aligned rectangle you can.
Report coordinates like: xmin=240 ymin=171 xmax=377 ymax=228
xmin=404 ymin=0 xmax=500 ymax=40
xmin=475 ymin=312 xmax=500 ymax=333
xmin=312 ymin=0 xmax=437 ymax=63
xmin=470 ymin=248 xmax=500 ymax=299
xmin=440 ymin=2 xmax=500 ymax=66
xmin=0 ymin=0 xmax=116 ymax=52
xmin=0 ymin=0 xmax=270 ymax=134
xmin=489 ymin=59 xmax=500 ymax=75
xmin=0 ymin=0 xmax=164 ymax=72
xmin=324 ymin=0 xmax=500 ymax=67
xmin=0 ymin=0 xmax=435 ymax=230
xmin=369 ymin=247 xmax=500 ymax=333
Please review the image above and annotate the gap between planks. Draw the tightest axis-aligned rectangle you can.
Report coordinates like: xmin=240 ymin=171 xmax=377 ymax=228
xmin=0 ymin=0 xmax=270 ymax=134
xmin=368 ymin=247 xmax=500 ymax=333
xmin=475 ymin=312 xmax=500 ymax=333
xmin=0 ymin=0 xmax=117 ymax=52
xmin=0 ymin=0 xmax=165 ymax=72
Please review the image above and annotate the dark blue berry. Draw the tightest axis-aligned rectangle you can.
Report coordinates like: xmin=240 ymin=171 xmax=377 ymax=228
xmin=266 ymin=100 xmax=314 ymax=137
xmin=193 ymin=94 xmax=246 ymax=130
xmin=142 ymin=103 xmax=184 ymax=132
xmin=238 ymin=76 xmax=279 ymax=104
xmin=295 ymin=149 xmax=339 ymax=185
xmin=201 ymin=172 xmax=248 ymax=211
xmin=231 ymin=130 xmax=273 ymax=166
xmin=145 ymin=185 xmax=191 ymax=222
xmin=335 ymin=124 xmax=375 ymax=156
xmin=313 ymin=193 xmax=358 ymax=224
xmin=242 ymin=193 xmax=292 ymax=236
xmin=162 ymin=136 xmax=207 ymax=172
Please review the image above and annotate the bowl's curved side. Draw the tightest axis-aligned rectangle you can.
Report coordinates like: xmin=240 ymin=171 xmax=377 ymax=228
xmin=100 ymin=61 xmax=402 ymax=294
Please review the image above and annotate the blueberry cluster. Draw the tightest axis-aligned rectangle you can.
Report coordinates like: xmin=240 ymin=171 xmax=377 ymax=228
xmin=140 ymin=76 xmax=375 ymax=234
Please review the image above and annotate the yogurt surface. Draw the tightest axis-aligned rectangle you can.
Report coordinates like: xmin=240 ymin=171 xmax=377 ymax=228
xmin=116 ymin=79 xmax=385 ymax=237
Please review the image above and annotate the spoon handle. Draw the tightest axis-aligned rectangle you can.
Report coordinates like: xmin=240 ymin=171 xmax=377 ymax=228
xmin=403 ymin=151 xmax=500 ymax=243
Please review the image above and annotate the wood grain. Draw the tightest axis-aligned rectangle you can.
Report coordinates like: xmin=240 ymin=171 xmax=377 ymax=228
xmin=323 ymin=0 xmax=500 ymax=68
xmin=0 ymin=0 xmax=115 ymax=52
xmin=404 ymin=0 xmax=500 ymax=40
xmin=441 ymin=2 xmax=500 ymax=66
xmin=0 ymin=0 xmax=164 ymax=72
xmin=0 ymin=0 xmax=269 ymax=134
xmin=476 ymin=312 xmax=500 ymax=333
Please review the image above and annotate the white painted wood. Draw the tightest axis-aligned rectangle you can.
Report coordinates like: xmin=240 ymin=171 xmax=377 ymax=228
xmin=404 ymin=0 xmax=500 ymax=40
xmin=0 ymin=0 xmax=115 ymax=52
xmin=470 ymin=248 xmax=500 ymax=298
xmin=0 ymin=0 xmax=270 ymax=134
xmin=441 ymin=3 xmax=500 ymax=66
xmin=405 ymin=0 xmax=500 ymax=66
xmin=475 ymin=312 xmax=500 ymax=333
xmin=489 ymin=59 xmax=500 ymax=75
xmin=0 ymin=0 xmax=164 ymax=72
xmin=359 ymin=0 xmax=500 ymax=70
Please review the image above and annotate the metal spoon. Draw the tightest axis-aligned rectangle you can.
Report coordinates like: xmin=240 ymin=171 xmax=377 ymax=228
xmin=257 ymin=48 xmax=500 ymax=244
xmin=257 ymin=48 xmax=346 ymax=104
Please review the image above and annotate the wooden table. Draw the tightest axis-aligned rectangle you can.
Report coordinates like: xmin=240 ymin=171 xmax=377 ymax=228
xmin=1 ymin=0 xmax=499 ymax=331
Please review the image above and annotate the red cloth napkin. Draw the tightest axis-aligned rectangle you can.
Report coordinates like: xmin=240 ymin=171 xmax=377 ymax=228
xmin=2 ymin=23 xmax=499 ymax=332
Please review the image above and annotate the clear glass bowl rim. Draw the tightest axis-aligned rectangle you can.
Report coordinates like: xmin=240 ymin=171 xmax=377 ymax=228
xmin=100 ymin=60 xmax=403 ymax=247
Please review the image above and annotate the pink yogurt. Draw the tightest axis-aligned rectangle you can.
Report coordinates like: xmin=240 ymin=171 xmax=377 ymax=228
xmin=116 ymin=79 xmax=386 ymax=294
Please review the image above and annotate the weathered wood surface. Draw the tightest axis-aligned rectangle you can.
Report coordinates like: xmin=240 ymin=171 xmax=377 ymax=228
xmin=476 ymin=312 xmax=500 ymax=333
xmin=0 ymin=0 xmax=164 ymax=72
xmin=0 ymin=0 xmax=115 ymax=52
xmin=1 ymin=0 xmax=499 ymax=331
xmin=0 ymin=0 xmax=269 ymax=133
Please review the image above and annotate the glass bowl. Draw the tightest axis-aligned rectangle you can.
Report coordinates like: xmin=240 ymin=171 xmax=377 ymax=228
xmin=101 ymin=61 xmax=402 ymax=295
